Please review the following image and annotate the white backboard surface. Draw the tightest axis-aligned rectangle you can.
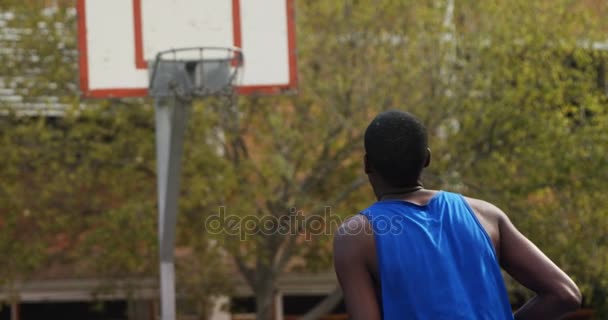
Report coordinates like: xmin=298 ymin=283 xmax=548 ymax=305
xmin=77 ymin=0 xmax=297 ymax=98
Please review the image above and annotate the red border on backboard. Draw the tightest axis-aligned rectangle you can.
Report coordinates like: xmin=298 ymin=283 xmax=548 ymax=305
xmin=133 ymin=0 xmax=241 ymax=70
xmin=77 ymin=0 xmax=151 ymax=98
xmin=77 ymin=0 xmax=298 ymax=98
xmin=237 ymin=0 xmax=298 ymax=95
xmin=133 ymin=0 xmax=146 ymax=69
xmin=231 ymin=0 xmax=243 ymax=49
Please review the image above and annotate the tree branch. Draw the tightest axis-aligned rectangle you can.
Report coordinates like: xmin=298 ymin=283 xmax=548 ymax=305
xmin=233 ymin=253 xmax=255 ymax=289
xmin=328 ymin=175 xmax=367 ymax=206
xmin=272 ymin=231 xmax=298 ymax=275
xmin=299 ymin=131 xmax=364 ymax=194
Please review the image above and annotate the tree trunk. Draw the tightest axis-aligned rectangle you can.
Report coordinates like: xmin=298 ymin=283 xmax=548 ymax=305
xmin=255 ymin=281 xmax=276 ymax=320
xmin=301 ymin=287 xmax=343 ymax=320
xmin=255 ymin=290 xmax=274 ymax=320
xmin=10 ymin=302 xmax=20 ymax=320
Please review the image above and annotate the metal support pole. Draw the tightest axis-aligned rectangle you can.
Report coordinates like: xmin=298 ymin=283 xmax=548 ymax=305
xmin=155 ymin=97 xmax=190 ymax=320
xmin=274 ymin=291 xmax=284 ymax=320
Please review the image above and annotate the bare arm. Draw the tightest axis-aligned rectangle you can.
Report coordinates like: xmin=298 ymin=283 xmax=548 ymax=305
xmin=480 ymin=201 xmax=582 ymax=319
xmin=333 ymin=215 xmax=381 ymax=320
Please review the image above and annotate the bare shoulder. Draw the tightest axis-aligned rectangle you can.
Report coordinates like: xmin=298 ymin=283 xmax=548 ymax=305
xmin=462 ymin=195 xmax=508 ymax=257
xmin=335 ymin=215 xmax=372 ymax=239
xmin=334 ymin=214 xmax=374 ymax=261
xmin=463 ymin=196 xmax=508 ymax=224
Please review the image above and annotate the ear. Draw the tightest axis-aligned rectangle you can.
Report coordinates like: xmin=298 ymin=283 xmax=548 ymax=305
xmin=364 ymin=154 xmax=372 ymax=174
xmin=424 ymin=148 xmax=431 ymax=168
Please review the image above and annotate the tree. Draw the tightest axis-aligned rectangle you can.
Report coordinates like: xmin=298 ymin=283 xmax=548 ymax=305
xmin=0 ymin=2 xmax=232 ymax=318
xmin=0 ymin=0 xmax=84 ymax=298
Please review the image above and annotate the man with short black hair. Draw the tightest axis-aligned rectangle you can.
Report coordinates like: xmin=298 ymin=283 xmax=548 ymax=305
xmin=334 ymin=110 xmax=581 ymax=319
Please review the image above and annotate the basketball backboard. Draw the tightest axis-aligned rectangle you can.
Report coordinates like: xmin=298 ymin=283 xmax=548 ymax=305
xmin=77 ymin=0 xmax=297 ymax=98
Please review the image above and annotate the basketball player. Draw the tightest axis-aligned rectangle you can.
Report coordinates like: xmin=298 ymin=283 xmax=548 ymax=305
xmin=334 ymin=111 xmax=581 ymax=319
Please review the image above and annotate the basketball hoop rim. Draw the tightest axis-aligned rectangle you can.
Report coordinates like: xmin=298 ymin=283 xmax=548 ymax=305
xmin=148 ymin=46 xmax=244 ymax=99
xmin=153 ymin=46 xmax=243 ymax=61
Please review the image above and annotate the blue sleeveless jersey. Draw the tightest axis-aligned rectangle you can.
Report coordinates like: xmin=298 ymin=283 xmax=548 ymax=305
xmin=360 ymin=191 xmax=513 ymax=320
